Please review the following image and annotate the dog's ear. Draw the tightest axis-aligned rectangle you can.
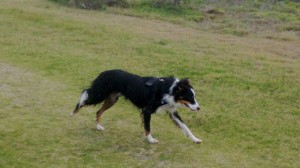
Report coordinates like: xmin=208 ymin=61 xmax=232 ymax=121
xmin=186 ymin=78 xmax=192 ymax=86
xmin=180 ymin=78 xmax=192 ymax=87
xmin=177 ymin=78 xmax=192 ymax=91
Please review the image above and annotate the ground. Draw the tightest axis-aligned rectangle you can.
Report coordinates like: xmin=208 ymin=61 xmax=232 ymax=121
xmin=0 ymin=0 xmax=299 ymax=167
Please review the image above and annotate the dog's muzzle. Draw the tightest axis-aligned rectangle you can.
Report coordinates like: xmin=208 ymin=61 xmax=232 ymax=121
xmin=186 ymin=102 xmax=200 ymax=111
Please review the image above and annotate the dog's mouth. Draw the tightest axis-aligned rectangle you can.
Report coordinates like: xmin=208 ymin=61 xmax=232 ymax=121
xmin=184 ymin=102 xmax=200 ymax=111
xmin=177 ymin=100 xmax=200 ymax=111
xmin=184 ymin=103 xmax=195 ymax=111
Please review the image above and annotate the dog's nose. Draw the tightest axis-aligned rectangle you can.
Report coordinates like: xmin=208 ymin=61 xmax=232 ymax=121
xmin=197 ymin=106 xmax=200 ymax=110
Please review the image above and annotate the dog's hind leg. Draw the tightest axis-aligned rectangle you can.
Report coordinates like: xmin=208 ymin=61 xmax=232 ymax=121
xmin=70 ymin=90 xmax=89 ymax=117
xmin=96 ymin=93 xmax=120 ymax=131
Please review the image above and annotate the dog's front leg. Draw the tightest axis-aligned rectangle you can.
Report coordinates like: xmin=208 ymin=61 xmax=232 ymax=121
xmin=142 ymin=108 xmax=159 ymax=144
xmin=169 ymin=111 xmax=202 ymax=144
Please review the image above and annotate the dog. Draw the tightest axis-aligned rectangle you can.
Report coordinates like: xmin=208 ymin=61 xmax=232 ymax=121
xmin=70 ymin=69 xmax=202 ymax=144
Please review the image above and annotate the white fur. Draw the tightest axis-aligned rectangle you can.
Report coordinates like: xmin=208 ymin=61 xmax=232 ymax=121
xmin=155 ymin=104 xmax=170 ymax=114
xmin=96 ymin=123 xmax=105 ymax=131
xmin=171 ymin=112 xmax=202 ymax=143
xmin=169 ymin=78 xmax=179 ymax=93
xmin=187 ymin=88 xmax=200 ymax=111
xmin=156 ymin=94 xmax=183 ymax=113
xmin=157 ymin=78 xmax=182 ymax=111
xmin=187 ymin=102 xmax=200 ymax=111
xmin=146 ymin=134 xmax=159 ymax=144
xmin=191 ymin=88 xmax=196 ymax=96
xmin=162 ymin=94 xmax=176 ymax=107
xmin=155 ymin=79 xmax=177 ymax=113
xmin=155 ymin=80 xmax=201 ymax=143
xmin=79 ymin=90 xmax=88 ymax=106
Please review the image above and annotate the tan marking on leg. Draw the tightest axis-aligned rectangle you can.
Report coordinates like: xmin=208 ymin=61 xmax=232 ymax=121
xmin=96 ymin=93 xmax=119 ymax=124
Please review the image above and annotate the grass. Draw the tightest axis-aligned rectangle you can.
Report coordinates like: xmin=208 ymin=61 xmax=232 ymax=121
xmin=1 ymin=0 xmax=300 ymax=167
xmin=128 ymin=1 xmax=204 ymax=22
xmin=49 ymin=0 xmax=300 ymax=39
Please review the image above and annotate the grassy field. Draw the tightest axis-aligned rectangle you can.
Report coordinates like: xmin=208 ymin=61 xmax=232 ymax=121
xmin=1 ymin=0 xmax=300 ymax=167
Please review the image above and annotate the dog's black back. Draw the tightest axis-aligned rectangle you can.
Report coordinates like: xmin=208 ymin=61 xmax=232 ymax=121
xmin=70 ymin=69 xmax=202 ymax=144
xmin=85 ymin=69 xmax=175 ymax=110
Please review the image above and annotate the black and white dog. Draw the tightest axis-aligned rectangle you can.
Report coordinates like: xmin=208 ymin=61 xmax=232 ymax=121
xmin=70 ymin=70 xmax=202 ymax=144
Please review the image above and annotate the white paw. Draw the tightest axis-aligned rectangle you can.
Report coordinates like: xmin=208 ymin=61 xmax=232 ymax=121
xmin=193 ymin=138 xmax=202 ymax=144
xmin=96 ymin=123 xmax=105 ymax=131
xmin=146 ymin=134 xmax=159 ymax=144
xmin=69 ymin=112 xmax=74 ymax=117
xmin=149 ymin=138 xmax=159 ymax=144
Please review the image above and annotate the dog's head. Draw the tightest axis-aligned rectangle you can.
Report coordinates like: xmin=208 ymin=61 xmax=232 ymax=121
xmin=172 ymin=79 xmax=200 ymax=111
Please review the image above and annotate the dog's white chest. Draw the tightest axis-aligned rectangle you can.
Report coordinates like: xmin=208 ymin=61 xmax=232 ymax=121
xmin=155 ymin=104 xmax=175 ymax=114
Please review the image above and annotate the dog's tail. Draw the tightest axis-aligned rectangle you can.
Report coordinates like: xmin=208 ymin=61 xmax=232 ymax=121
xmin=70 ymin=89 xmax=89 ymax=117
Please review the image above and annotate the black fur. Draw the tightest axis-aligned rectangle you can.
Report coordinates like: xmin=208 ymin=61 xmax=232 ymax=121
xmin=85 ymin=69 xmax=176 ymax=110
xmin=72 ymin=69 xmax=201 ymax=143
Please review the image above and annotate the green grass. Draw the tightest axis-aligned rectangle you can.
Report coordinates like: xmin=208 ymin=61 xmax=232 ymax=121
xmin=1 ymin=0 xmax=300 ymax=167
xmin=70 ymin=0 xmax=300 ymax=39
xmin=49 ymin=0 xmax=300 ymax=39
xmin=128 ymin=1 xmax=204 ymax=22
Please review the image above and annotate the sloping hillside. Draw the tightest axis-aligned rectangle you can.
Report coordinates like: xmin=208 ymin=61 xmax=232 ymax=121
xmin=0 ymin=0 xmax=299 ymax=167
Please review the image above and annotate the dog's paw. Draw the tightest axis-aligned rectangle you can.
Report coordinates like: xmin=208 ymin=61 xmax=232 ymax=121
xmin=149 ymin=138 xmax=159 ymax=144
xmin=69 ymin=112 xmax=74 ymax=117
xmin=146 ymin=134 xmax=159 ymax=144
xmin=96 ymin=123 xmax=105 ymax=131
xmin=193 ymin=138 xmax=202 ymax=144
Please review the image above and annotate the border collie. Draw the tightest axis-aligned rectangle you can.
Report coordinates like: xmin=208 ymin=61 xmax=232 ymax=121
xmin=70 ymin=69 xmax=202 ymax=144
